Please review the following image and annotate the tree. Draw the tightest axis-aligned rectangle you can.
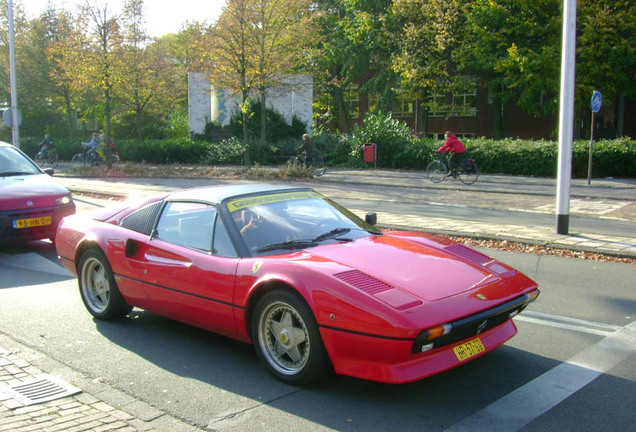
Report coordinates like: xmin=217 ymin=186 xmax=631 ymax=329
xmin=391 ymin=0 xmax=465 ymax=133
xmin=250 ymin=0 xmax=313 ymax=143
xmin=576 ymin=0 xmax=635 ymax=137
xmin=80 ymin=0 xmax=124 ymax=141
xmin=210 ymin=0 xmax=257 ymax=164
xmin=22 ymin=5 xmax=88 ymax=141
xmin=308 ymin=0 xmax=395 ymax=133
xmin=458 ymin=0 xmax=561 ymax=137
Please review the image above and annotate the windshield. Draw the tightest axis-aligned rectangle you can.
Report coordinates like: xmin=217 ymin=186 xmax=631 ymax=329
xmin=227 ymin=190 xmax=381 ymax=255
xmin=0 ymin=146 xmax=41 ymax=176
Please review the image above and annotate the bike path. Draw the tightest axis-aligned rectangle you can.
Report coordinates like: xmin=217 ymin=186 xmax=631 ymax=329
xmin=54 ymin=171 xmax=636 ymax=258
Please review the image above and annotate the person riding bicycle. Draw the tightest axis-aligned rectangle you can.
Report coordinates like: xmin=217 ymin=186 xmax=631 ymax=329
xmin=435 ymin=131 xmax=466 ymax=173
xmin=38 ymin=134 xmax=55 ymax=157
xmin=83 ymin=133 xmax=103 ymax=162
xmin=297 ymin=133 xmax=315 ymax=167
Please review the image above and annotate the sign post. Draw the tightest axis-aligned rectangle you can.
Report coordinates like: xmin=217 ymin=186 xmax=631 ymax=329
xmin=588 ymin=90 xmax=602 ymax=185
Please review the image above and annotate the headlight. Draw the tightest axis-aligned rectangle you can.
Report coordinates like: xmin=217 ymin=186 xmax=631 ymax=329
xmin=56 ymin=195 xmax=73 ymax=205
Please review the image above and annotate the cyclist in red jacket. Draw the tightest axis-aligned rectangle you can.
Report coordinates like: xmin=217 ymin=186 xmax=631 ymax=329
xmin=435 ymin=131 xmax=466 ymax=172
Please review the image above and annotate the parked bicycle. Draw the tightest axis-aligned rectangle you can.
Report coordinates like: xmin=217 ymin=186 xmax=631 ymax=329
xmin=426 ymin=153 xmax=479 ymax=185
xmin=34 ymin=148 xmax=59 ymax=168
xmin=287 ymin=153 xmax=327 ymax=177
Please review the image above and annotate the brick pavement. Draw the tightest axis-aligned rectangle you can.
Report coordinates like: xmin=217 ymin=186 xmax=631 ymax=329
xmin=0 ymin=347 xmax=199 ymax=432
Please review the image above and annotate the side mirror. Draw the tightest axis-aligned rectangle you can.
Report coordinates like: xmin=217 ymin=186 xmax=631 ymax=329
xmin=365 ymin=212 xmax=377 ymax=226
xmin=43 ymin=168 xmax=55 ymax=176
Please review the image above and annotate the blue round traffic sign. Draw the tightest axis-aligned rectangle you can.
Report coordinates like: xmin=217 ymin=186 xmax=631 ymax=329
xmin=591 ymin=90 xmax=602 ymax=113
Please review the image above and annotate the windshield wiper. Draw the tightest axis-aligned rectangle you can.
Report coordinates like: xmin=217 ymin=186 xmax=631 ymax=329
xmin=1 ymin=171 xmax=35 ymax=177
xmin=256 ymin=240 xmax=318 ymax=253
xmin=312 ymin=228 xmax=352 ymax=243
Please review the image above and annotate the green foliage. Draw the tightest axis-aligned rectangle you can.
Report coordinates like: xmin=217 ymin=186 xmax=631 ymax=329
xmin=229 ymin=102 xmax=307 ymax=143
xmin=162 ymin=110 xmax=190 ymax=139
xmin=116 ymin=138 xmax=208 ymax=164
xmin=201 ymin=137 xmax=247 ymax=165
xmin=348 ymin=111 xmax=413 ymax=167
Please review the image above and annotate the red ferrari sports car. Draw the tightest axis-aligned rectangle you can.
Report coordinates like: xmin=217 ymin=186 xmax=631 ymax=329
xmin=56 ymin=184 xmax=539 ymax=385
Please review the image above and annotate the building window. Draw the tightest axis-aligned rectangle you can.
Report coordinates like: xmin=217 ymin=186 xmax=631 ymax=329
xmin=344 ymin=85 xmax=360 ymax=119
xmin=392 ymin=89 xmax=415 ymax=117
xmin=426 ymin=92 xmax=448 ymax=118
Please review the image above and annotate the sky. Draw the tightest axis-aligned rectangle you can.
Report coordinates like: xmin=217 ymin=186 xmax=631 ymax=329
xmin=25 ymin=0 xmax=227 ymax=37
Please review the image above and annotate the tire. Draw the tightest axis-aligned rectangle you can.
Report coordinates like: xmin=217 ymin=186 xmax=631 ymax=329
xmin=71 ymin=153 xmax=85 ymax=168
xmin=458 ymin=161 xmax=479 ymax=185
xmin=111 ymin=153 xmax=120 ymax=165
xmin=311 ymin=155 xmax=326 ymax=177
xmin=49 ymin=153 xmax=59 ymax=168
xmin=34 ymin=153 xmax=45 ymax=167
xmin=252 ymin=289 xmax=331 ymax=385
xmin=78 ymin=249 xmax=132 ymax=320
xmin=426 ymin=160 xmax=447 ymax=183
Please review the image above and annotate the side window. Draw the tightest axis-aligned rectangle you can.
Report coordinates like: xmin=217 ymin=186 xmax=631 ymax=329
xmin=213 ymin=216 xmax=237 ymax=258
xmin=155 ymin=201 xmax=237 ymax=257
xmin=156 ymin=202 xmax=214 ymax=251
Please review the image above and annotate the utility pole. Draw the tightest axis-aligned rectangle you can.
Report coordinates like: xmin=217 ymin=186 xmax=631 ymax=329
xmin=556 ymin=0 xmax=577 ymax=235
xmin=8 ymin=0 xmax=20 ymax=148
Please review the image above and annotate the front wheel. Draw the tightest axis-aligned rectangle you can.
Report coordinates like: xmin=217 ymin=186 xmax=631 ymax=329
xmin=458 ymin=161 xmax=479 ymax=185
xmin=252 ymin=290 xmax=331 ymax=385
xmin=34 ymin=153 xmax=45 ymax=167
xmin=78 ymin=249 xmax=132 ymax=320
xmin=426 ymin=160 xmax=447 ymax=183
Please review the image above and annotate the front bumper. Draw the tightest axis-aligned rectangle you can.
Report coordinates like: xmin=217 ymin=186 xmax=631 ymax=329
xmin=320 ymin=318 xmax=518 ymax=384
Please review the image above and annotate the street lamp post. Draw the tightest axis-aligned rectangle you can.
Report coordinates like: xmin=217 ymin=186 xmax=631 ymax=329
xmin=8 ymin=0 xmax=20 ymax=148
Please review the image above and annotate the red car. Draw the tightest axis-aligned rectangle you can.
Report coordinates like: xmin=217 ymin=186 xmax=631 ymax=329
xmin=1 ymin=141 xmax=75 ymax=243
xmin=56 ymin=184 xmax=539 ymax=385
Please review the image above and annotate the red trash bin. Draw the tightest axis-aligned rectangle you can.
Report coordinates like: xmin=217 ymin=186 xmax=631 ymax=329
xmin=363 ymin=143 xmax=376 ymax=163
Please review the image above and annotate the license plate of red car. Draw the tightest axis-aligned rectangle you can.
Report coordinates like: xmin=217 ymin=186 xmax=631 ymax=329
xmin=453 ymin=338 xmax=485 ymax=361
xmin=13 ymin=216 xmax=52 ymax=229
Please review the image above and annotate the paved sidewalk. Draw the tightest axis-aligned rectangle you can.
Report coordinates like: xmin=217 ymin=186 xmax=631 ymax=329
xmin=0 ymin=345 xmax=201 ymax=432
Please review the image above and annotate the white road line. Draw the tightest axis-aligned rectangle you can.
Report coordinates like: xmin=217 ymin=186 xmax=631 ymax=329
xmin=515 ymin=310 xmax=623 ymax=336
xmin=445 ymin=320 xmax=636 ymax=432
xmin=429 ymin=202 xmax=468 ymax=208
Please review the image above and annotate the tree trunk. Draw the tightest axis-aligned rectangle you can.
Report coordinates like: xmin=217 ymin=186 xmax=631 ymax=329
xmin=260 ymin=91 xmax=267 ymax=147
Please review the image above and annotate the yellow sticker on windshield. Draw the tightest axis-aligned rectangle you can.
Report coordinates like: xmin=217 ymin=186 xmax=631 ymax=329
xmin=227 ymin=191 xmax=319 ymax=213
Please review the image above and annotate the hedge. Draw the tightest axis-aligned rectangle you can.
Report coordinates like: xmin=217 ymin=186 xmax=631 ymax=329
xmin=13 ymin=134 xmax=635 ymax=178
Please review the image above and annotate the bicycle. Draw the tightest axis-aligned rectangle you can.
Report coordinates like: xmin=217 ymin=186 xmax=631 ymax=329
xmin=71 ymin=146 xmax=120 ymax=168
xmin=426 ymin=154 xmax=479 ymax=185
xmin=34 ymin=148 xmax=59 ymax=168
xmin=287 ymin=153 xmax=327 ymax=177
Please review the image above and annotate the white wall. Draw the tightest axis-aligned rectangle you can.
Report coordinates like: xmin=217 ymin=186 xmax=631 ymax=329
xmin=188 ymin=73 xmax=313 ymax=135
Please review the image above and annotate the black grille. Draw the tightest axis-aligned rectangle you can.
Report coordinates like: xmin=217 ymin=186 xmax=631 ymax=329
xmin=412 ymin=292 xmax=538 ymax=353
xmin=120 ymin=202 xmax=162 ymax=235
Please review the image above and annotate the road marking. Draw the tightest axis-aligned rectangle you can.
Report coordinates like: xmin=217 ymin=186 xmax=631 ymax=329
xmin=445 ymin=320 xmax=636 ymax=432
xmin=515 ymin=310 xmax=622 ymax=336
xmin=0 ymin=252 xmax=72 ymax=277
xmin=429 ymin=202 xmax=468 ymax=208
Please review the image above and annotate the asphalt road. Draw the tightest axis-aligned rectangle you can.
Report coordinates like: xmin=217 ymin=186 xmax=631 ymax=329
xmin=0 ymin=194 xmax=634 ymax=431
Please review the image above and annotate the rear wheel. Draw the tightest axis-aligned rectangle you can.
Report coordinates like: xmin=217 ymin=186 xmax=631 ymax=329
xmin=311 ymin=155 xmax=326 ymax=177
xmin=458 ymin=161 xmax=479 ymax=185
xmin=78 ymin=249 xmax=132 ymax=320
xmin=71 ymin=153 xmax=85 ymax=168
xmin=426 ymin=160 xmax=447 ymax=183
xmin=48 ymin=153 xmax=59 ymax=168
xmin=252 ymin=289 xmax=331 ymax=385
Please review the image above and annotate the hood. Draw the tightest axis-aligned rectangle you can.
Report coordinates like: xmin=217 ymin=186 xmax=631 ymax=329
xmin=312 ymin=234 xmax=500 ymax=302
xmin=0 ymin=173 xmax=70 ymax=211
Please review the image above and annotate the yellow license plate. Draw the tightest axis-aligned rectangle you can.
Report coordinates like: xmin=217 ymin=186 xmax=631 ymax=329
xmin=453 ymin=338 xmax=485 ymax=361
xmin=14 ymin=216 xmax=52 ymax=229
